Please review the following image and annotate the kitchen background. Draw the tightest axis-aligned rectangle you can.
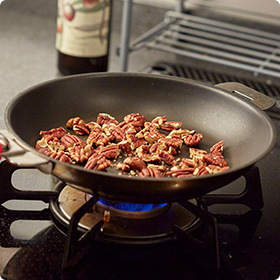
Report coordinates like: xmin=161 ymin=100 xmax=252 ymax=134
xmin=0 ymin=0 xmax=280 ymax=278
xmin=1 ymin=0 xmax=280 ymax=128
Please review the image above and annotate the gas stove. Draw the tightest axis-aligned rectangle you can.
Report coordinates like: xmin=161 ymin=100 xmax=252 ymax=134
xmin=0 ymin=65 xmax=280 ymax=280
xmin=0 ymin=140 xmax=279 ymax=280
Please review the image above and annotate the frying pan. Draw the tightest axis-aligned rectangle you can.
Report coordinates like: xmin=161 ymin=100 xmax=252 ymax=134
xmin=0 ymin=73 xmax=276 ymax=203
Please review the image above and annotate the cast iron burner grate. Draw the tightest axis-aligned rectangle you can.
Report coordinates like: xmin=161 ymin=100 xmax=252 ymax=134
xmin=0 ymin=161 xmax=264 ymax=280
xmin=145 ymin=62 xmax=280 ymax=98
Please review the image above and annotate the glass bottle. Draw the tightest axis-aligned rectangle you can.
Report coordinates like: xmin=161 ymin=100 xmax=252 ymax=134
xmin=56 ymin=0 xmax=112 ymax=75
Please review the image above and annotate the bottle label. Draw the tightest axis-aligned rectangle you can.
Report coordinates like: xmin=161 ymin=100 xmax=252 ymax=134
xmin=56 ymin=0 xmax=111 ymax=57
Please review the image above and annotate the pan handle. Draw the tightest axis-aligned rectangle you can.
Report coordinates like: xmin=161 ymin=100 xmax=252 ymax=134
xmin=215 ymin=82 xmax=276 ymax=111
xmin=0 ymin=130 xmax=53 ymax=173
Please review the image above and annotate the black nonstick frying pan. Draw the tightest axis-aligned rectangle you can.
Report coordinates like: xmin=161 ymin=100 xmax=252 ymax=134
xmin=0 ymin=73 xmax=276 ymax=203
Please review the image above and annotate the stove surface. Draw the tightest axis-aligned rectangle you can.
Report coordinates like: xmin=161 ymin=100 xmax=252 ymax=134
xmin=0 ymin=226 xmax=225 ymax=280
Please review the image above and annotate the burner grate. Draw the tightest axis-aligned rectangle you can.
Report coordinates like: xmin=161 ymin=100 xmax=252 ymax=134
xmin=0 ymin=161 xmax=263 ymax=279
xmin=146 ymin=62 xmax=280 ymax=98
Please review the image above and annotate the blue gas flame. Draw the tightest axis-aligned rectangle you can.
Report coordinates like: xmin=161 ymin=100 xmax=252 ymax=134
xmin=98 ymin=198 xmax=168 ymax=212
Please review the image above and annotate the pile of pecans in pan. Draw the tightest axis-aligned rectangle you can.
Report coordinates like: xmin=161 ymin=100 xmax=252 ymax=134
xmin=35 ymin=113 xmax=230 ymax=178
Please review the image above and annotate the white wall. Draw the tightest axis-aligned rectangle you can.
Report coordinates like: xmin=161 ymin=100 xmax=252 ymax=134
xmin=132 ymin=0 xmax=280 ymax=18
xmin=133 ymin=0 xmax=175 ymax=9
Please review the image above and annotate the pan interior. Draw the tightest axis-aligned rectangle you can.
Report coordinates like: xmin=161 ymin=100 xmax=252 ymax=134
xmin=5 ymin=73 xmax=275 ymax=174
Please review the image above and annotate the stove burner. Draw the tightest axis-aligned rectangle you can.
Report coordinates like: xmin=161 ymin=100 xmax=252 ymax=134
xmin=96 ymin=198 xmax=169 ymax=219
xmin=98 ymin=198 xmax=168 ymax=212
xmin=0 ymin=161 xmax=264 ymax=278
xmin=50 ymin=184 xmax=200 ymax=242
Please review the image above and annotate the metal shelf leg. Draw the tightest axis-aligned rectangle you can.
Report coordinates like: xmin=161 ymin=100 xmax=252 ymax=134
xmin=176 ymin=0 xmax=185 ymax=13
xmin=120 ymin=0 xmax=133 ymax=72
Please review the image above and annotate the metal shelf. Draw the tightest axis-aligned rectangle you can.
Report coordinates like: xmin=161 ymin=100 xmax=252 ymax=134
xmin=126 ymin=11 xmax=280 ymax=78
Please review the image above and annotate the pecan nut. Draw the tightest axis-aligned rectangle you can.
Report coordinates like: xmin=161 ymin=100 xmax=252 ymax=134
xmin=158 ymin=150 xmax=176 ymax=166
xmin=50 ymin=151 xmax=72 ymax=163
xmin=168 ymin=129 xmax=196 ymax=138
xmin=61 ymin=134 xmax=86 ymax=148
xmin=47 ymin=137 xmax=65 ymax=153
xmin=118 ymin=122 xmax=137 ymax=135
xmin=166 ymin=168 xmax=194 ymax=178
xmin=68 ymin=143 xmax=94 ymax=163
xmin=138 ymin=167 xmax=164 ymax=178
xmin=73 ymin=124 xmax=90 ymax=135
xmin=86 ymin=122 xmax=102 ymax=132
xmin=147 ymin=164 xmax=167 ymax=173
xmin=87 ymin=131 xmax=110 ymax=147
xmin=40 ymin=127 xmax=66 ymax=139
xmin=66 ymin=117 xmax=86 ymax=129
xmin=183 ymin=133 xmax=203 ymax=146
xmin=206 ymin=165 xmax=230 ymax=174
xmin=84 ymin=154 xmax=112 ymax=171
xmin=149 ymin=142 xmax=168 ymax=154
xmin=135 ymin=144 xmax=150 ymax=157
xmin=122 ymin=157 xmax=146 ymax=171
xmin=35 ymin=138 xmax=52 ymax=156
xmin=106 ymin=124 xmax=126 ymax=142
xmin=203 ymin=152 xmax=227 ymax=167
xmin=126 ymin=134 xmax=146 ymax=150
xmin=189 ymin=148 xmax=207 ymax=159
xmin=210 ymin=140 xmax=224 ymax=154
xmin=193 ymin=166 xmax=209 ymax=176
xmin=161 ymin=121 xmax=182 ymax=131
xmin=97 ymin=113 xmax=118 ymax=126
xmin=124 ymin=113 xmax=146 ymax=128
xmin=140 ymin=153 xmax=161 ymax=164
xmin=189 ymin=148 xmax=208 ymax=166
xmin=36 ymin=136 xmax=65 ymax=155
xmin=179 ymin=158 xmax=196 ymax=168
xmin=118 ymin=140 xmax=133 ymax=155
xmin=98 ymin=144 xmax=120 ymax=159
xmin=144 ymin=130 xmax=165 ymax=144
xmin=144 ymin=122 xmax=159 ymax=131
xmin=151 ymin=116 xmax=167 ymax=126
xmin=158 ymin=137 xmax=182 ymax=150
